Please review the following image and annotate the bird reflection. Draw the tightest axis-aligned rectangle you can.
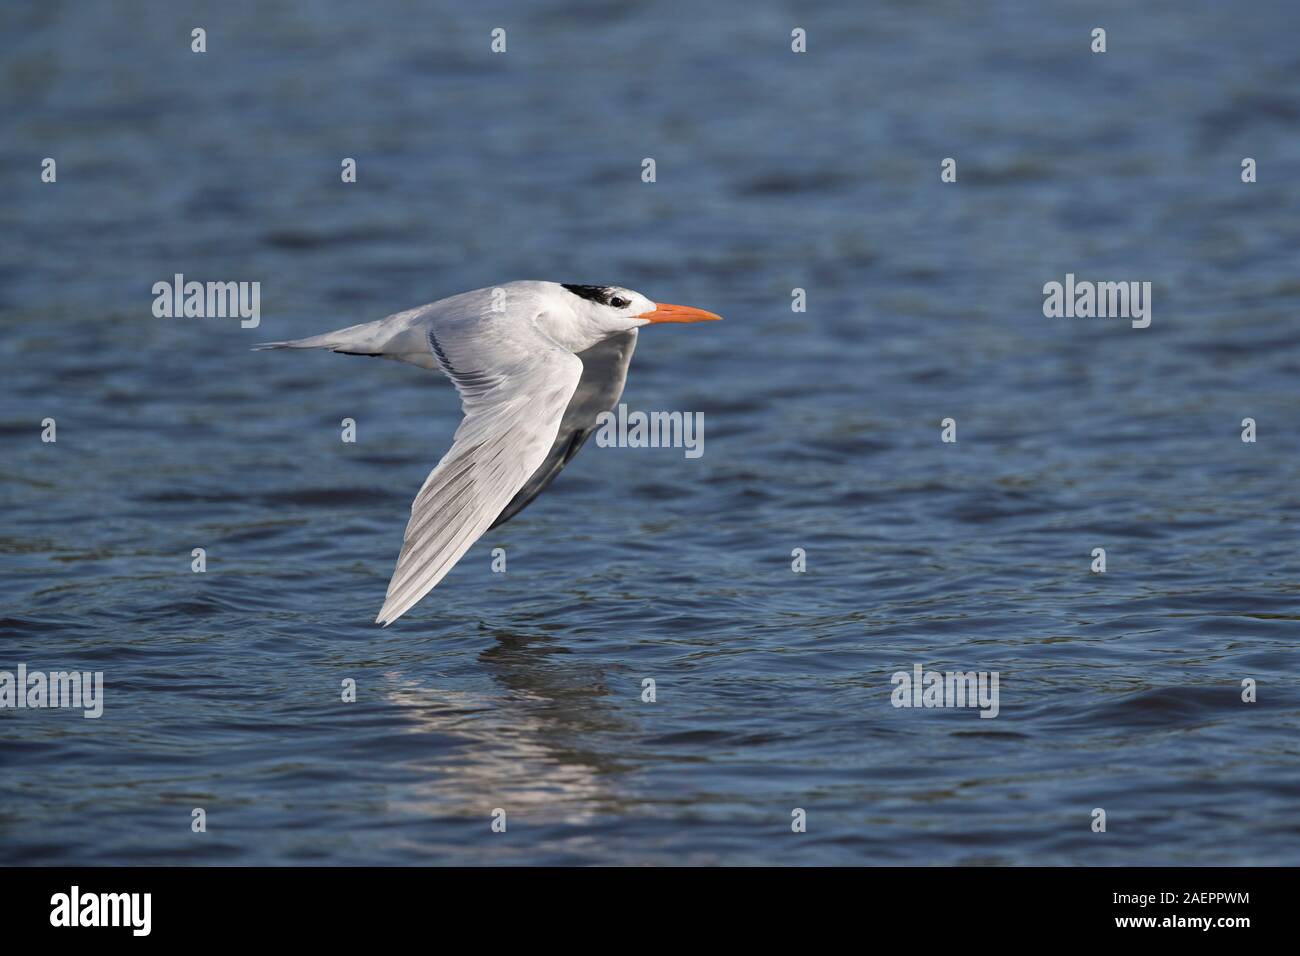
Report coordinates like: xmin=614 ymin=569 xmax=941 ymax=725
xmin=378 ymin=628 xmax=634 ymax=825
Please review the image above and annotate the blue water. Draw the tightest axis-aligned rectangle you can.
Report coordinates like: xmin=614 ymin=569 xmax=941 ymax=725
xmin=2 ymin=0 xmax=1299 ymax=865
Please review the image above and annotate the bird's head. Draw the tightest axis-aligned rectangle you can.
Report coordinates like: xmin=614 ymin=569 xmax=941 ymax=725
xmin=557 ymin=283 xmax=721 ymax=346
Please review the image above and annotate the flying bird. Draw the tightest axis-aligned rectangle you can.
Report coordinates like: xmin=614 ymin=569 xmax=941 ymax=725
xmin=255 ymin=281 xmax=721 ymax=625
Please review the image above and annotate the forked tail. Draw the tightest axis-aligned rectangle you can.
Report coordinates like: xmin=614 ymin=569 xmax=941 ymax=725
xmin=251 ymin=319 xmax=388 ymax=354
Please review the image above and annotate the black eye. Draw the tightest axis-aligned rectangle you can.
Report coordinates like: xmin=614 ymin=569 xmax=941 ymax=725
xmin=609 ymin=296 xmax=629 ymax=309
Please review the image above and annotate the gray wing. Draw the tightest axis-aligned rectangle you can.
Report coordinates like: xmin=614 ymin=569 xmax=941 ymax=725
xmin=376 ymin=321 xmax=584 ymax=626
xmin=489 ymin=329 xmax=638 ymax=529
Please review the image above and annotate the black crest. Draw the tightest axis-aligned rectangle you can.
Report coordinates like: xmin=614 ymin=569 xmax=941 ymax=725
xmin=562 ymin=284 xmax=615 ymax=305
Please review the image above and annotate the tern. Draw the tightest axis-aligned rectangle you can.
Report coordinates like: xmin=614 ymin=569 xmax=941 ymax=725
xmin=255 ymin=281 xmax=721 ymax=625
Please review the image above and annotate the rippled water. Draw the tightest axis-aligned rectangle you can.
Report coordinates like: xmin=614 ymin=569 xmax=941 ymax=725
xmin=2 ymin=1 xmax=1299 ymax=865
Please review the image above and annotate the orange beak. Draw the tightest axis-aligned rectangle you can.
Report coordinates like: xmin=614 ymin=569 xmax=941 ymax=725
xmin=637 ymin=302 xmax=723 ymax=324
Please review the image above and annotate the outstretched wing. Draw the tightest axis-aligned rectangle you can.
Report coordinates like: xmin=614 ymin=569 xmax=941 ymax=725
xmin=376 ymin=320 xmax=583 ymax=625
xmin=490 ymin=329 xmax=637 ymax=529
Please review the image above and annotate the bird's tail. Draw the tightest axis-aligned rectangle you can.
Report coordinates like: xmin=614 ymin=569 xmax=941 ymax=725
xmin=251 ymin=331 xmax=352 ymax=352
xmin=251 ymin=320 xmax=386 ymax=354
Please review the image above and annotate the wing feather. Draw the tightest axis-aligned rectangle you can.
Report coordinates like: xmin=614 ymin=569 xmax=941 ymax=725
xmin=489 ymin=329 xmax=637 ymax=528
xmin=375 ymin=321 xmax=583 ymax=625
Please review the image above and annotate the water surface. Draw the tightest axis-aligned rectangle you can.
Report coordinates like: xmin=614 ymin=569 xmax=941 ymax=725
xmin=1 ymin=0 xmax=1298 ymax=864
